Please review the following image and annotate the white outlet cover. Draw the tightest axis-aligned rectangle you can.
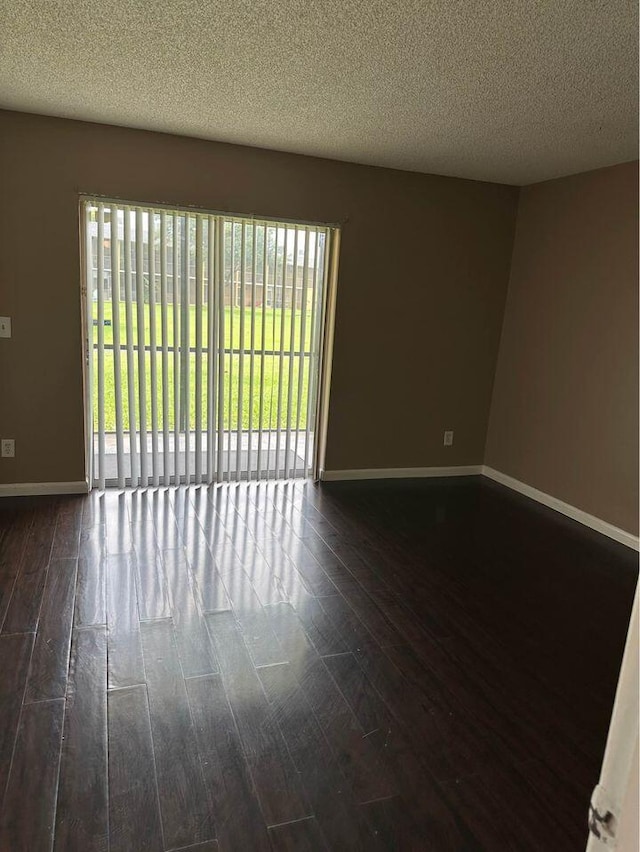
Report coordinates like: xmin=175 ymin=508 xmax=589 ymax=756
xmin=0 ymin=317 xmax=11 ymax=338
xmin=1 ymin=439 xmax=15 ymax=458
xmin=443 ymin=430 xmax=454 ymax=447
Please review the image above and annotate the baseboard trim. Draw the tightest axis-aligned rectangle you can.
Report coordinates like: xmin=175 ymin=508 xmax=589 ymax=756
xmin=0 ymin=481 xmax=90 ymax=497
xmin=482 ymin=466 xmax=639 ymax=552
xmin=2 ymin=469 xmax=634 ymax=549
xmin=321 ymin=463 xmax=638 ymax=551
xmin=321 ymin=465 xmax=483 ymax=482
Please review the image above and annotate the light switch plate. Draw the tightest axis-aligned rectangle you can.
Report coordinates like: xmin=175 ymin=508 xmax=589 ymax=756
xmin=0 ymin=317 xmax=11 ymax=338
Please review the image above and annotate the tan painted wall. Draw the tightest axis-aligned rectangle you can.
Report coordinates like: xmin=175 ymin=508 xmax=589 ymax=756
xmin=486 ymin=161 xmax=639 ymax=535
xmin=0 ymin=109 xmax=518 ymax=485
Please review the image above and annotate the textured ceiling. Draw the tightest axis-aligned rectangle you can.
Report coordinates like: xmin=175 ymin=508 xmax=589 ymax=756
xmin=0 ymin=0 xmax=637 ymax=185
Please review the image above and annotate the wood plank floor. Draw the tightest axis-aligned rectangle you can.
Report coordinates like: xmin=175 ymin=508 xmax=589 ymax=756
xmin=0 ymin=477 xmax=636 ymax=851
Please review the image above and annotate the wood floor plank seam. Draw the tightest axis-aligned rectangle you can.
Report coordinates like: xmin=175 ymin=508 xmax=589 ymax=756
xmin=169 ymin=623 xmax=223 ymax=846
xmin=107 ymin=683 xmax=165 ymax=851
xmin=104 ymin=632 xmax=112 ymax=852
xmin=185 ymin=672 xmax=271 ymax=850
xmin=21 ymin=544 xmax=54 ymax=639
xmin=0 ymin=697 xmax=66 ymax=850
xmin=263 ymin=605 xmax=396 ymax=805
xmin=184 ymin=671 xmax=221 ymax=682
xmin=140 ymin=619 xmax=215 ymax=848
xmin=326 ymin=601 xmax=523 ymax=786
xmin=1 ymin=506 xmax=55 ymax=635
xmin=266 ymin=815 xmax=319 ymax=830
xmin=0 ymin=630 xmax=36 ymax=638
xmin=0 ymin=511 xmax=35 ymax=634
xmin=0 ymin=632 xmax=36 ymax=811
xmin=106 ymin=683 xmax=146 ymax=693
xmin=135 ymin=676 xmax=168 ymax=852
xmin=133 ymin=636 xmax=170 ymax=852
xmin=49 ymin=691 xmax=70 ymax=849
xmin=257 ymin=659 xmax=382 ymax=848
xmin=309 ymin=654 xmax=394 ymax=795
xmin=204 ymin=611 xmax=312 ymax=827
xmin=3 ymin=637 xmax=38 ymax=743
xmin=24 ymin=556 xmax=79 ymax=704
xmin=358 ymin=793 xmax=398 ymax=806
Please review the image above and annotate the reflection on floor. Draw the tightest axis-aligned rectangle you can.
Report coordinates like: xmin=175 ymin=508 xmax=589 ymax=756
xmin=0 ymin=477 xmax=636 ymax=850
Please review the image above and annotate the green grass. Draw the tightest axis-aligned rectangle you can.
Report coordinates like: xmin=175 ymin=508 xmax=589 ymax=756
xmin=92 ymin=304 xmax=313 ymax=432
xmin=92 ymin=302 xmax=313 ymax=351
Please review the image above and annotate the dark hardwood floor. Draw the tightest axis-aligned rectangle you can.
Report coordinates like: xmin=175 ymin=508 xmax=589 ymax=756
xmin=0 ymin=476 xmax=636 ymax=851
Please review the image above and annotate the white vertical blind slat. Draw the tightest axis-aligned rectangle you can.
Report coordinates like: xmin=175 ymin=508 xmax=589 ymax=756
xmin=207 ymin=216 xmax=216 ymax=484
xmin=216 ymin=219 xmax=226 ymax=480
xmin=160 ymin=211 xmax=170 ymax=486
xmin=227 ymin=223 xmax=235 ymax=481
xmin=294 ymin=228 xmax=310 ymax=478
xmin=123 ymin=208 xmax=138 ymax=485
xmin=284 ymin=228 xmax=299 ymax=478
xmin=274 ymin=227 xmax=289 ymax=478
xmin=183 ymin=215 xmax=191 ymax=485
xmin=110 ymin=206 xmax=125 ymax=488
xmin=148 ymin=211 xmax=159 ymax=486
xmin=85 ymin=214 xmax=95 ymax=488
xmin=135 ymin=209 xmax=148 ymax=487
xmin=256 ymin=224 xmax=268 ymax=479
xmin=247 ymin=223 xmax=258 ymax=481
xmin=195 ymin=215 xmax=204 ymax=484
xmin=266 ymin=227 xmax=279 ymax=480
xmin=172 ymin=213 xmax=181 ymax=484
xmin=236 ymin=223 xmax=246 ymax=481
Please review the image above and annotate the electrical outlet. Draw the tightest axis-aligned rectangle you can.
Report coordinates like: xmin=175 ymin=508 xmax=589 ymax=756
xmin=443 ymin=430 xmax=454 ymax=447
xmin=0 ymin=317 xmax=11 ymax=338
xmin=1 ymin=439 xmax=15 ymax=458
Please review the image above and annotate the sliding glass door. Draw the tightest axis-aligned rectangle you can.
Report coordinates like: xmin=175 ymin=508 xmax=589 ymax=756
xmin=83 ymin=199 xmax=334 ymax=488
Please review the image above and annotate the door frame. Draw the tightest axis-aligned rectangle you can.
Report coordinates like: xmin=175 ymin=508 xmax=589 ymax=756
xmin=587 ymin=582 xmax=639 ymax=850
xmin=313 ymin=227 xmax=341 ymax=480
xmin=79 ymin=193 xmax=340 ymax=488
xmin=79 ymin=199 xmax=93 ymax=490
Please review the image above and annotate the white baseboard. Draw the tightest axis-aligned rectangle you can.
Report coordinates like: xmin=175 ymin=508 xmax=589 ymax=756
xmin=0 ymin=481 xmax=90 ymax=497
xmin=320 ymin=463 xmax=638 ymax=551
xmin=2 ymin=468 xmax=635 ymax=551
xmin=321 ymin=465 xmax=483 ymax=482
xmin=482 ymin=466 xmax=639 ymax=552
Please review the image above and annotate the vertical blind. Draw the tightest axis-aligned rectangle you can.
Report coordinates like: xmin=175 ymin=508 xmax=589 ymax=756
xmin=84 ymin=200 xmax=333 ymax=488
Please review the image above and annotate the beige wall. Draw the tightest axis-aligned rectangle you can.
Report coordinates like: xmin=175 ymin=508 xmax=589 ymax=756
xmin=0 ymin=109 xmax=518 ymax=485
xmin=486 ymin=161 xmax=639 ymax=534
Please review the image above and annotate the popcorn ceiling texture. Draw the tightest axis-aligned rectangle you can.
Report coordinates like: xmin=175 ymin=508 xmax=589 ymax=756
xmin=0 ymin=0 xmax=637 ymax=185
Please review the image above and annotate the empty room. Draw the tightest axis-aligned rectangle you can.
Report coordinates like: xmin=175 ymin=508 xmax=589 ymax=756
xmin=0 ymin=2 xmax=638 ymax=851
